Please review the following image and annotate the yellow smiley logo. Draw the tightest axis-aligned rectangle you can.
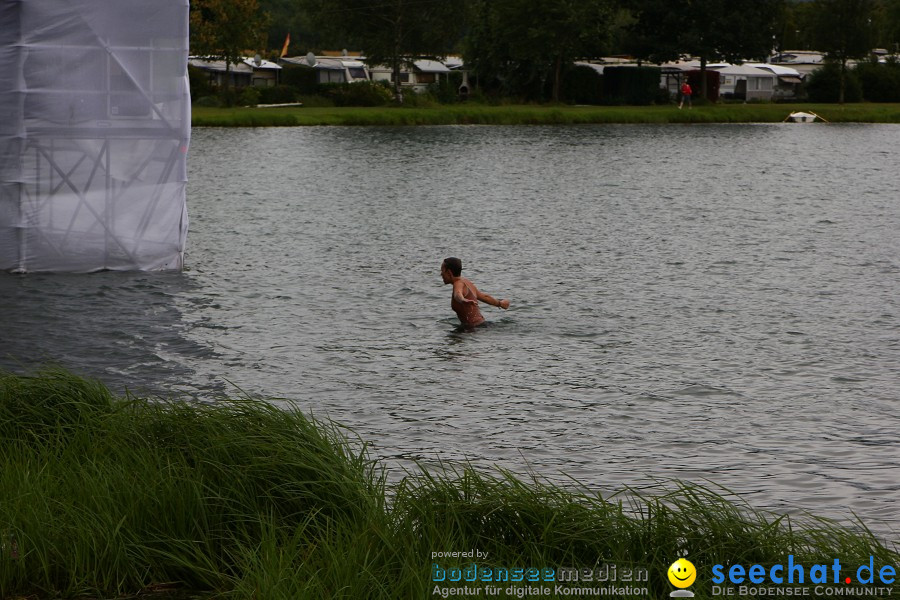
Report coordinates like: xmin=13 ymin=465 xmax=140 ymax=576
xmin=668 ymin=558 xmax=697 ymax=588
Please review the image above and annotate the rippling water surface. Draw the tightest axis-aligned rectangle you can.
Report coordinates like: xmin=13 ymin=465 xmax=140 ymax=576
xmin=2 ymin=124 xmax=899 ymax=536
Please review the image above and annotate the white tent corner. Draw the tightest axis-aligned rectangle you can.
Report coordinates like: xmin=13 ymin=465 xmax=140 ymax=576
xmin=0 ymin=0 xmax=190 ymax=273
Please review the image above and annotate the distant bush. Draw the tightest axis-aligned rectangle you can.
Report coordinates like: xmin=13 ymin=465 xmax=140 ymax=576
xmin=465 ymin=86 xmax=489 ymax=104
xmin=297 ymin=94 xmax=335 ymax=107
xmin=562 ymin=65 xmax=603 ymax=105
xmin=218 ymin=88 xmax=239 ymax=107
xmin=238 ymin=86 xmax=261 ymax=107
xmin=188 ymin=64 xmax=214 ymax=100
xmin=319 ymin=81 xmax=394 ymax=106
xmin=258 ymin=85 xmax=299 ymax=104
xmin=806 ymin=63 xmax=862 ymax=102
xmin=655 ymin=86 xmax=673 ymax=105
xmin=193 ymin=95 xmax=221 ymax=108
xmin=602 ymin=66 xmax=661 ymax=105
xmin=281 ymin=64 xmax=319 ymax=94
xmin=855 ymin=60 xmax=900 ymax=102
xmin=428 ymin=72 xmax=466 ymax=104
xmin=400 ymin=91 xmax=439 ymax=107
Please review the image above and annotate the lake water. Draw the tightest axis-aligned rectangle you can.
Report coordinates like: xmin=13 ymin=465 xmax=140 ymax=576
xmin=2 ymin=123 xmax=899 ymax=538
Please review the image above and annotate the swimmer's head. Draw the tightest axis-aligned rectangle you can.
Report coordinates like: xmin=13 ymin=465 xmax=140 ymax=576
xmin=442 ymin=257 xmax=462 ymax=277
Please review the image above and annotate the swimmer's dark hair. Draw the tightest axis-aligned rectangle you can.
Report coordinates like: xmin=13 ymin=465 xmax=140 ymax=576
xmin=443 ymin=257 xmax=462 ymax=276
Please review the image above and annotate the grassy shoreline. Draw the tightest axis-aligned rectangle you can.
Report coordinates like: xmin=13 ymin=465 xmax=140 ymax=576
xmin=191 ymin=103 xmax=900 ymax=127
xmin=1 ymin=370 xmax=897 ymax=599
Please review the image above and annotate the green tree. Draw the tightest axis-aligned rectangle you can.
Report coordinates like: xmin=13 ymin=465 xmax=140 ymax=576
xmin=620 ymin=0 xmax=684 ymax=64
xmin=855 ymin=59 xmax=900 ymax=100
xmin=810 ymin=0 xmax=876 ymax=103
xmin=775 ymin=0 xmax=818 ymax=51
xmin=191 ymin=0 xmax=270 ymax=101
xmin=259 ymin=0 xmax=319 ymax=55
xmin=806 ymin=61 xmax=863 ymax=100
xmin=302 ymin=0 xmax=466 ymax=102
xmin=465 ymin=0 xmax=617 ymax=102
xmin=626 ymin=0 xmax=783 ymax=100
xmin=886 ymin=0 xmax=900 ymax=53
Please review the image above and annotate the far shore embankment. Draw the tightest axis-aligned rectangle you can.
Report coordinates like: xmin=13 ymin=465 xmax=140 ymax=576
xmin=191 ymin=103 xmax=900 ymax=127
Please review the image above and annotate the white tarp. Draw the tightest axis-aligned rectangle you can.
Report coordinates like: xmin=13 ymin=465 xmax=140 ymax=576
xmin=746 ymin=63 xmax=803 ymax=78
xmin=0 ymin=0 xmax=190 ymax=273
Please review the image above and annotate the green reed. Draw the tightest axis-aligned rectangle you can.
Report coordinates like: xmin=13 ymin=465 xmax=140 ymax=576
xmin=0 ymin=369 xmax=386 ymax=598
xmin=1 ymin=370 xmax=896 ymax=599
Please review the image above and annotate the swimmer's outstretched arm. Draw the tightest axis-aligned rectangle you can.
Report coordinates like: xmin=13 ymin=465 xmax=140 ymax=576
xmin=477 ymin=289 xmax=510 ymax=310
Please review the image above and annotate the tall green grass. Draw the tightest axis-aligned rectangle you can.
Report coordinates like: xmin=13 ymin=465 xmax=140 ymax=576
xmin=1 ymin=370 xmax=896 ymax=599
xmin=191 ymin=103 xmax=900 ymax=127
xmin=0 ymin=370 xmax=387 ymax=598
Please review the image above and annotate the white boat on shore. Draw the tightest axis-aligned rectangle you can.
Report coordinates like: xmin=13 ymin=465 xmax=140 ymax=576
xmin=786 ymin=111 xmax=819 ymax=123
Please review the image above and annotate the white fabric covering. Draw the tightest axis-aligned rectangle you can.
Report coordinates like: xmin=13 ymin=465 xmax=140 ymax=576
xmin=1 ymin=0 xmax=190 ymax=272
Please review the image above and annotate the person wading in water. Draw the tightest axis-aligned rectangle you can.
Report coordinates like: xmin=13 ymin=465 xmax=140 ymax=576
xmin=440 ymin=257 xmax=510 ymax=327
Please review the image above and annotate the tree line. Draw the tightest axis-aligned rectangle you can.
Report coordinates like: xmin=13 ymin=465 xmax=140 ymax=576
xmin=191 ymin=0 xmax=900 ymax=103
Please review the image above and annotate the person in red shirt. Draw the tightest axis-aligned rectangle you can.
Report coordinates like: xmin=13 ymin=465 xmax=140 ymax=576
xmin=679 ymin=80 xmax=693 ymax=109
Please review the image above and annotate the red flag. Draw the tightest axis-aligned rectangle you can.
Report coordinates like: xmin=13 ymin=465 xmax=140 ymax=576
xmin=280 ymin=33 xmax=291 ymax=58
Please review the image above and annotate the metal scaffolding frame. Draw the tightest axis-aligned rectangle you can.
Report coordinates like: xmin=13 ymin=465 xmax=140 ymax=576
xmin=0 ymin=0 xmax=189 ymax=273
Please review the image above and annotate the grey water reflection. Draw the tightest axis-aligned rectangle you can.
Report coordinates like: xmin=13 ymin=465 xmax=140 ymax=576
xmin=0 ymin=271 xmax=220 ymax=397
xmin=2 ymin=123 xmax=899 ymax=539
